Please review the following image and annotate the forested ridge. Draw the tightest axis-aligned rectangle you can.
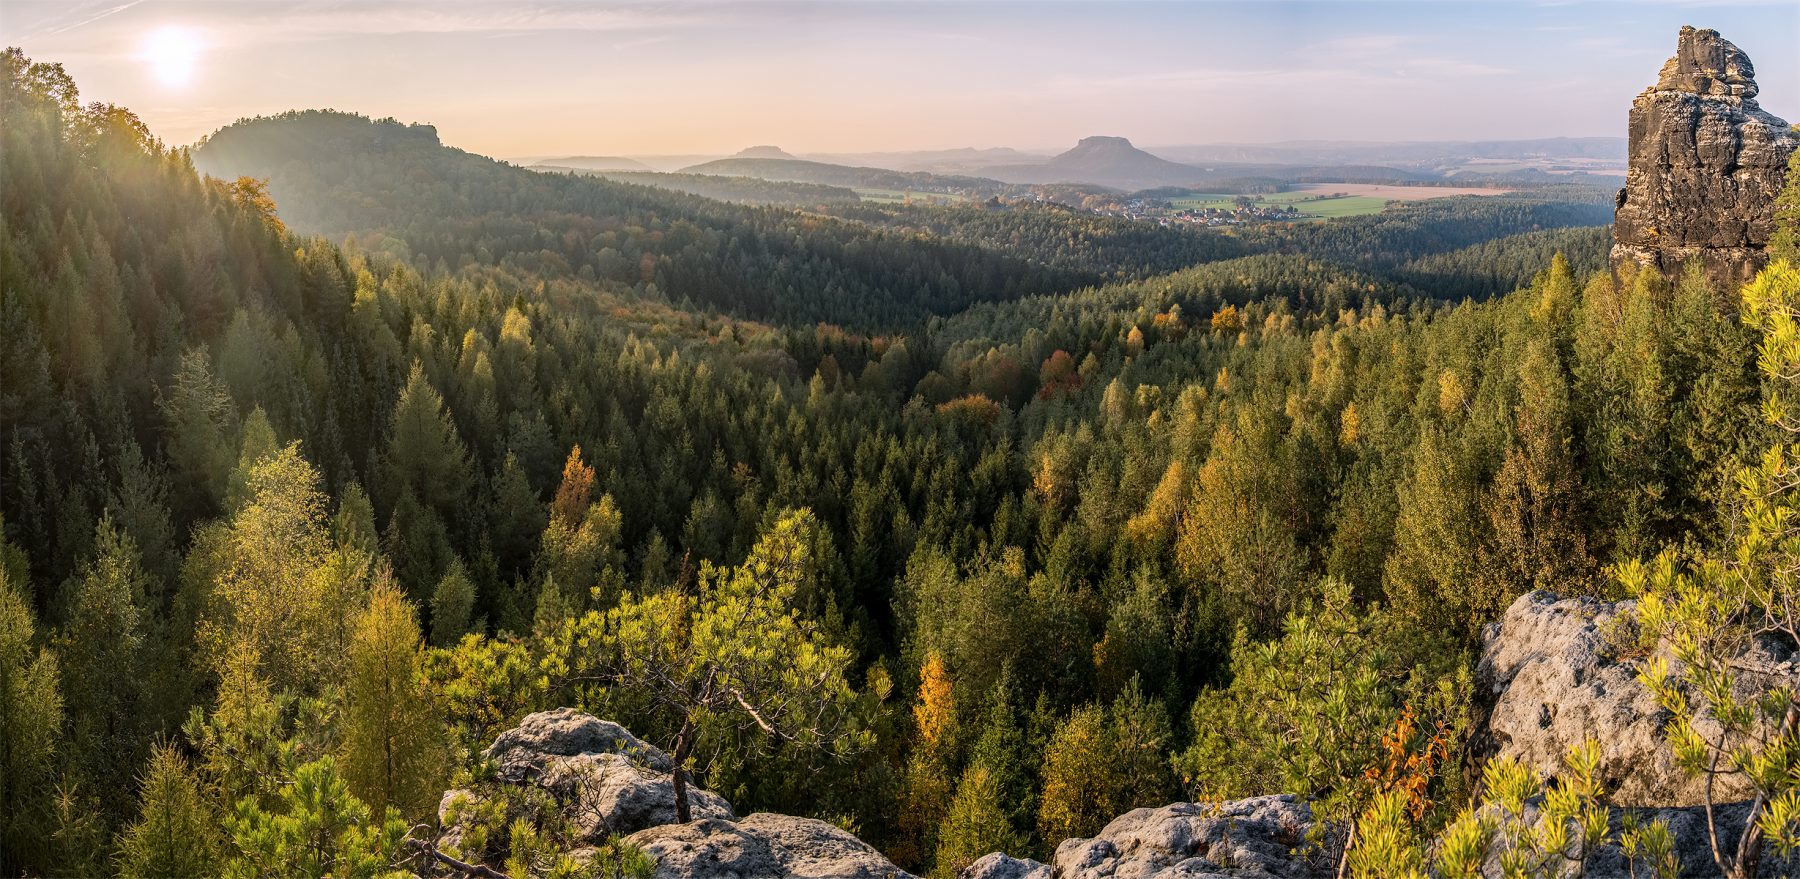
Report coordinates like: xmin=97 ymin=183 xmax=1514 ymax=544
xmin=5 ymin=48 xmax=1799 ymax=879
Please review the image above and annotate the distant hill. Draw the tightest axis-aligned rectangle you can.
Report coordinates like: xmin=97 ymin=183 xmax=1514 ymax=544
xmin=542 ymin=168 xmax=863 ymax=207
xmin=529 ymin=155 xmax=652 ymax=172
xmin=805 ymin=146 xmax=1051 ymax=174
xmin=983 ymin=136 xmax=1209 ymax=189
xmin=679 ymin=156 xmax=1005 ymax=195
xmin=734 ymin=145 xmax=795 ymax=159
xmin=189 ymin=109 xmax=1076 ymax=327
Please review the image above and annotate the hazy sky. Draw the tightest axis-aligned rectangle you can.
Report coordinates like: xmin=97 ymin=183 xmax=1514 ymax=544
xmin=3 ymin=1 xmax=1796 ymax=159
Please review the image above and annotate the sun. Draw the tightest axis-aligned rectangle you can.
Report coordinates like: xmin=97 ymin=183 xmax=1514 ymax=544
xmin=140 ymin=26 xmax=204 ymax=88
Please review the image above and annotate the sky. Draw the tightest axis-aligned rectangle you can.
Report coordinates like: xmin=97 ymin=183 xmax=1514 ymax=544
xmin=2 ymin=1 xmax=1796 ymax=159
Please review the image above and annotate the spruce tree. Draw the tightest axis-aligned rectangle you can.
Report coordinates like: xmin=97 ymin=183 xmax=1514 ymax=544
xmin=55 ymin=516 xmax=152 ymax=818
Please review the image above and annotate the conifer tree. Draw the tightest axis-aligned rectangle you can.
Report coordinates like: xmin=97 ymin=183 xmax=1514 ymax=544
xmin=116 ymin=743 xmax=223 ymax=878
xmin=1036 ymin=703 xmax=1111 ymax=844
xmin=934 ymin=765 xmax=1024 ymax=878
xmin=1384 ymin=426 xmax=1481 ymax=642
xmin=430 ymin=559 xmax=476 ymax=646
xmin=203 ymin=443 xmax=367 ymax=692
xmin=934 ymin=671 xmax=1036 ymax=872
xmin=0 ymin=566 xmax=63 ymax=876
xmin=225 ymin=406 xmax=279 ymax=511
xmin=898 ymin=652 xmax=959 ymax=868
xmin=1475 ymin=341 xmax=1594 ymax=610
xmin=340 ymin=581 xmax=447 ymax=821
xmin=1769 ymin=138 xmax=1800 ymax=264
xmin=384 ymin=362 xmax=471 ymax=515
xmin=55 ymin=516 xmax=152 ymax=817
xmin=545 ymin=510 xmax=860 ymax=824
xmin=224 ymin=756 xmax=409 ymax=879
xmin=159 ymin=347 xmax=238 ymax=517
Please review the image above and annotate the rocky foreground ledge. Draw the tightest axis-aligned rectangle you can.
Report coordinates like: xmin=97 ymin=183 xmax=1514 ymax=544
xmin=439 ymin=708 xmax=915 ymax=879
xmin=443 ymin=584 xmax=1797 ymax=878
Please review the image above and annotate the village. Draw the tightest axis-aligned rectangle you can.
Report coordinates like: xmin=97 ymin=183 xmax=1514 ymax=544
xmin=1094 ymin=195 xmax=1309 ymax=226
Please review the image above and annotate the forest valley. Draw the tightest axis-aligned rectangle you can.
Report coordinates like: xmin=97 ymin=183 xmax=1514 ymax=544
xmin=3 ymin=44 xmax=1800 ymax=879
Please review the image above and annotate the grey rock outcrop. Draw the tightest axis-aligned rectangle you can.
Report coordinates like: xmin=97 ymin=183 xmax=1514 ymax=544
xmin=485 ymin=708 xmax=674 ymax=776
xmin=1478 ymin=590 xmax=1795 ymax=808
xmin=1612 ymin=26 xmax=1796 ymax=290
xmin=961 ymin=794 xmax=1792 ymax=879
xmin=1475 ymin=591 xmax=1734 ymax=807
xmin=1049 ymin=796 xmax=1335 ymax=879
xmin=626 ymin=812 xmax=917 ymax=879
xmin=440 ymin=708 xmax=733 ymax=846
xmin=961 ymin=852 xmax=1051 ymax=879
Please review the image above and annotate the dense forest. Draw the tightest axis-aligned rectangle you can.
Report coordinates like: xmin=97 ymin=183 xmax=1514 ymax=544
xmin=4 ymin=48 xmax=1798 ymax=879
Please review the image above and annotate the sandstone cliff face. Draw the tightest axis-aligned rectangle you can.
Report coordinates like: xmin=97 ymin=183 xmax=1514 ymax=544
xmin=1612 ymin=26 xmax=1796 ymax=289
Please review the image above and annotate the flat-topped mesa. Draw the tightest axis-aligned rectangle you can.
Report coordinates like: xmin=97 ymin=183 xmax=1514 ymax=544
xmin=1612 ymin=26 xmax=1796 ymax=291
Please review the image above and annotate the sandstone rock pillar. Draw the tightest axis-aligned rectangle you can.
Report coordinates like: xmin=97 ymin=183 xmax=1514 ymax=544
xmin=1611 ymin=26 xmax=1796 ymax=290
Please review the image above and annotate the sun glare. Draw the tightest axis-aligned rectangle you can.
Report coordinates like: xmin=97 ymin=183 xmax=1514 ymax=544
xmin=140 ymin=26 xmax=204 ymax=88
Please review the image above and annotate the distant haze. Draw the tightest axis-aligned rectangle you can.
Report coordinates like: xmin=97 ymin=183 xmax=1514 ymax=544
xmin=3 ymin=1 xmax=1796 ymax=158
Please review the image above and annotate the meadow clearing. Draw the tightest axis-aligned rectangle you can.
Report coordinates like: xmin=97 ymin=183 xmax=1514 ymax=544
xmin=1171 ymin=182 xmax=1513 ymax=219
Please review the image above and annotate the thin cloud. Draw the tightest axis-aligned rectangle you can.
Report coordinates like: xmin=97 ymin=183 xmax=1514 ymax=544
xmin=21 ymin=0 xmax=148 ymax=38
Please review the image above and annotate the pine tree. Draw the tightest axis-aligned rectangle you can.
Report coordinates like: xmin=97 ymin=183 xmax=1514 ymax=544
xmin=545 ymin=510 xmax=859 ymax=825
xmin=116 ymin=743 xmax=222 ymax=878
xmin=224 ymin=756 xmax=410 ymax=879
xmin=340 ymin=581 xmax=448 ymax=821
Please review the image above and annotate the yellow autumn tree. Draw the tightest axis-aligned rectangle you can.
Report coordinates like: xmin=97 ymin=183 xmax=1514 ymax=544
xmin=340 ymin=580 xmax=448 ymax=821
xmin=896 ymin=652 xmax=959 ymax=870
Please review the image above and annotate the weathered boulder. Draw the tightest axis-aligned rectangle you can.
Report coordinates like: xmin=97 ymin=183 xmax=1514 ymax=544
xmin=1478 ymin=590 xmax=1795 ymax=808
xmin=961 ymin=852 xmax=1051 ymax=879
xmin=626 ymin=812 xmax=917 ymax=879
xmin=441 ymin=709 xmax=733 ymax=846
xmin=1050 ymin=796 xmax=1334 ymax=879
xmin=485 ymin=708 xmax=673 ymax=777
xmin=1612 ymin=26 xmax=1796 ymax=290
xmin=1477 ymin=591 xmax=1714 ymax=807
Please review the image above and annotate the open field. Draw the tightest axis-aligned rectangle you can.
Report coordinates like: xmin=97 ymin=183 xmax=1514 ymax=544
xmin=1279 ymin=183 xmax=1514 ymax=200
xmin=1170 ymin=183 xmax=1512 ymax=220
xmin=855 ymin=188 xmax=970 ymax=204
